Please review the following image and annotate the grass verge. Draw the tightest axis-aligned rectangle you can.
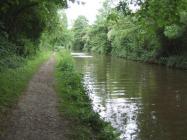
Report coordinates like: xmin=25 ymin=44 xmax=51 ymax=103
xmin=0 ymin=50 xmax=51 ymax=135
xmin=55 ymin=50 xmax=119 ymax=140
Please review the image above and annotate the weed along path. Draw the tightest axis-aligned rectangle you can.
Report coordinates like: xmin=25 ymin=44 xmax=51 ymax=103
xmin=2 ymin=55 xmax=68 ymax=140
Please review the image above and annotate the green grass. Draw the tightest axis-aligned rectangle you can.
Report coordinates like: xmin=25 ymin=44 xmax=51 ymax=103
xmin=55 ymin=50 xmax=119 ymax=140
xmin=0 ymin=50 xmax=51 ymax=120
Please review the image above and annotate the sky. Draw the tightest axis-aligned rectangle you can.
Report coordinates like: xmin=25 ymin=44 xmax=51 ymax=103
xmin=65 ymin=0 xmax=139 ymax=28
xmin=65 ymin=0 xmax=104 ymax=27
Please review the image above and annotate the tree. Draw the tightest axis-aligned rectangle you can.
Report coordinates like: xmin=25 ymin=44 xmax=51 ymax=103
xmin=0 ymin=0 xmax=68 ymax=56
xmin=76 ymin=0 xmax=187 ymax=67
xmin=72 ymin=16 xmax=88 ymax=50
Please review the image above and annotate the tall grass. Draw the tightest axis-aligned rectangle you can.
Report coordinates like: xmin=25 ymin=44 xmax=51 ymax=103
xmin=55 ymin=50 xmax=119 ymax=140
xmin=0 ymin=51 xmax=51 ymax=119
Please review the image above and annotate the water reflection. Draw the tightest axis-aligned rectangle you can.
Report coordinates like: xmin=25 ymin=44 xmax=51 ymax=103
xmin=72 ymin=52 xmax=187 ymax=140
xmin=71 ymin=52 xmax=93 ymax=58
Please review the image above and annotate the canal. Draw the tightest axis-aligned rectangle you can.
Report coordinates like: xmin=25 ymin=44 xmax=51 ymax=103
xmin=71 ymin=52 xmax=187 ymax=140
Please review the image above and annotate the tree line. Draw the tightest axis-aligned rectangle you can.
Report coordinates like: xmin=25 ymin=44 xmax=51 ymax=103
xmin=71 ymin=0 xmax=187 ymax=68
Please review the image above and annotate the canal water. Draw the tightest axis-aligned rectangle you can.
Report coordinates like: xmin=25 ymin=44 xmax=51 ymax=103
xmin=71 ymin=52 xmax=187 ymax=140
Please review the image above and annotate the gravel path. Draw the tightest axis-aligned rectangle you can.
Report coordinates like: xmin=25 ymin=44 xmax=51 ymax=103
xmin=2 ymin=55 xmax=68 ymax=140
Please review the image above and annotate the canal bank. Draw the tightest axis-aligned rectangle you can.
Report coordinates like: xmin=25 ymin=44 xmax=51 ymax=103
xmin=55 ymin=51 xmax=119 ymax=140
xmin=72 ymin=52 xmax=187 ymax=140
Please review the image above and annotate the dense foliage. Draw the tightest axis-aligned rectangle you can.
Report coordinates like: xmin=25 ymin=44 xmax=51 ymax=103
xmin=71 ymin=0 xmax=187 ymax=68
xmin=72 ymin=16 xmax=89 ymax=50
xmin=0 ymin=0 xmax=72 ymax=71
xmin=0 ymin=0 xmax=66 ymax=53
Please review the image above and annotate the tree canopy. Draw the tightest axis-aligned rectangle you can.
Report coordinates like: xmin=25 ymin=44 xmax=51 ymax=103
xmin=71 ymin=0 xmax=187 ymax=68
xmin=0 ymin=0 xmax=68 ymax=56
xmin=0 ymin=0 xmax=187 ymax=68
xmin=72 ymin=16 xmax=88 ymax=50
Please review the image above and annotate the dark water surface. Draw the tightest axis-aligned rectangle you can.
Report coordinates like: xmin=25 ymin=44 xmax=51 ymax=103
xmin=71 ymin=52 xmax=187 ymax=140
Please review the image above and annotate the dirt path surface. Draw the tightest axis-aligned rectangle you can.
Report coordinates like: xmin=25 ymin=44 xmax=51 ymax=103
xmin=2 ymin=55 xmax=68 ymax=140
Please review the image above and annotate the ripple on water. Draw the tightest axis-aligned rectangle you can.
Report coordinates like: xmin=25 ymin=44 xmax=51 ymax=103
xmin=72 ymin=52 xmax=187 ymax=140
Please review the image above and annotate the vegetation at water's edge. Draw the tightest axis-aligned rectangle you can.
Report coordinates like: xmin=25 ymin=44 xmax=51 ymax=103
xmin=70 ymin=0 xmax=187 ymax=69
xmin=55 ymin=50 xmax=119 ymax=140
xmin=0 ymin=50 xmax=51 ymax=135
